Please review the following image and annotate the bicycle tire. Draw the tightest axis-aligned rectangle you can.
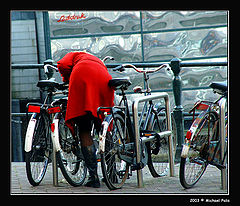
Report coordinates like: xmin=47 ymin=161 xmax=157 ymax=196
xmin=56 ymin=112 xmax=87 ymax=187
xmin=179 ymin=157 xmax=207 ymax=189
xmin=147 ymin=107 xmax=176 ymax=177
xmin=179 ymin=111 xmax=218 ymax=189
xmin=25 ymin=113 xmax=50 ymax=186
xmin=100 ymin=113 xmax=130 ymax=190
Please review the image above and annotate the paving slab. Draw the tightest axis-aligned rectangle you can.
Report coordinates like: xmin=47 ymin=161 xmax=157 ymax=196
xmin=10 ymin=162 xmax=228 ymax=195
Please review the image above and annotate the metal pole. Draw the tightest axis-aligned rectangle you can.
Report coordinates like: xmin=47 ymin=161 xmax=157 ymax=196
xmin=219 ymin=97 xmax=227 ymax=190
xmin=132 ymin=99 xmax=144 ymax=188
xmin=48 ymin=92 xmax=58 ymax=187
xmin=170 ymin=58 xmax=184 ymax=163
xmin=164 ymin=96 xmax=175 ymax=177
xmin=42 ymin=11 xmax=52 ymax=59
xmin=52 ymin=147 xmax=59 ymax=186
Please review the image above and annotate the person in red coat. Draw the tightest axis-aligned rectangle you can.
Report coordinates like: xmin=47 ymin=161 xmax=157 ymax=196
xmin=57 ymin=51 xmax=114 ymax=188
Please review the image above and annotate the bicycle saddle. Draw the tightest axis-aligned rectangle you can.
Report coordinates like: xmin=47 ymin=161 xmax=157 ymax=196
xmin=108 ymin=77 xmax=132 ymax=90
xmin=37 ymin=79 xmax=59 ymax=91
xmin=209 ymin=81 xmax=227 ymax=95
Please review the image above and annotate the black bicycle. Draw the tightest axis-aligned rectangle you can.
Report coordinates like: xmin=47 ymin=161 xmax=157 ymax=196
xmin=25 ymin=76 xmax=71 ymax=186
xmin=97 ymin=63 xmax=176 ymax=190
xmin=25 ymin=64 xmax=87 ymax=186
xmin=45 ymin=64 xmax=89 ymax=187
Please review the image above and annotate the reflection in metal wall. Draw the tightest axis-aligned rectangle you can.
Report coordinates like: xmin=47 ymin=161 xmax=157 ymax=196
xmin=49 ymin=11 xmax=227 ymax=63
xmin=49 ymin=11 xmax=227 ymax=36
xmin=51 ymin=34 xmax=142 ymax=62
xmin=143 ymin=28 xmax=227 ymax=61
xmin=49 ymin=11 xmax=141 ymax=37
xmin=48 ymin=11 xmax=227 ymax=111
xmin=141 ymin=11 xmax=227 ymax=31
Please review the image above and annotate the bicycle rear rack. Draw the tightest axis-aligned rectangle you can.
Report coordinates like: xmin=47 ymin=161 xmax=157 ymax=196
xmin=132 ymin=92 xmax=175 ymax=188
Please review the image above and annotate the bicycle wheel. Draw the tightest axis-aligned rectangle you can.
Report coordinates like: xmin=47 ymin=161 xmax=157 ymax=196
xmin=25 ymin=113 xmax=50 ymax=186
xmin=100 ymin=113 xmax=130 ymax=190
xmin=56 ymin=112 xmax=87 ymax=187
xmin=147 ymin=107 xmax=176 ymax=177
xmin=179 ymin=111 xmax=218 ymax=189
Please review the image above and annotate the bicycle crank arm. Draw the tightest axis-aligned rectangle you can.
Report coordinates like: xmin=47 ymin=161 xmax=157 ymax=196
xmin=209 ymin=161 xmax=226 ymax=170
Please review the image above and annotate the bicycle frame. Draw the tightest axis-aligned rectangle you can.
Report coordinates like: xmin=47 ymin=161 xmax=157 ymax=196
xmin=98 ymin=89 xmax=160 ymax=151
xmin=98 ymin=91 xmax=172 ymax=171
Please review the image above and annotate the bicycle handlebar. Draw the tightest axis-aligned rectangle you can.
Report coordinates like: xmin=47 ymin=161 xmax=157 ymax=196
xmin=44 ymin=64 xmax=59 ymax=74
xmin=113 ymin=63 xmax=170 ymax=74
xmin=43 ymin=64 xmax=69 ymax=91
xmin=102 ymin=56 xmax=115 ymax=62
xmin=44 ymin=55 xmax=114 ymax=74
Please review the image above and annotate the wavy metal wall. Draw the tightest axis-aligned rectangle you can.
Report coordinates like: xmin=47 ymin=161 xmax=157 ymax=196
xmin=48 ymin=11 xmax=228 ymax=110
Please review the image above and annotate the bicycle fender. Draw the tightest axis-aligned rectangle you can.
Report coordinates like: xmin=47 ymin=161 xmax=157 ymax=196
xmin=181 ymin=144 xmax=190 ymax=158
xmin=51 ymin=119 xmax=61 ymax=152
xmin=181 ymin=110 xmax=208 ymax=158
xmin=99 ymin=120 xmax=109 ymax=153
xmin=24 ymin=114 xmax=37 ymax=152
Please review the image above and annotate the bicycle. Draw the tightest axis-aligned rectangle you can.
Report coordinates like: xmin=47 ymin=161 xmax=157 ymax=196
xmin=25 ymin=64 xmax=88 ymax=186
xmin=97 ymin=63 xmax=176 ymax=190
xmin=24 ymin=75 xmax=75 ymax=186
xmin=46 ymin=64 xmax=92 ymax=187
xmin=179 ymin=81 xmax=228 ymax=189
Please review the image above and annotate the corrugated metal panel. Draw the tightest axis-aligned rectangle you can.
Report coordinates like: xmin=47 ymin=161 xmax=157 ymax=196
xmin=48 ymin=11 xmax=228 ymax=111
xmin=11 ymin=18 xmax=39 ymax=99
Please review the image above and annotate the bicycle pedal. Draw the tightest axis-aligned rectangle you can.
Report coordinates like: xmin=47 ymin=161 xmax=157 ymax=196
xmin=210 ymin=161 xmax=226 ymax=170
xmin=117 ymin=170 xmax=126 ymax=179
xmin=131 ymin=162 xmax=144 ymax=171
xmin=140 ymin=130 xmax=156 ymax=137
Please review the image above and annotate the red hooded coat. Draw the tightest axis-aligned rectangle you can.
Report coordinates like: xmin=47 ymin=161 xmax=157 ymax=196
xmin=57 ymin=52 xmax=114 ymax=127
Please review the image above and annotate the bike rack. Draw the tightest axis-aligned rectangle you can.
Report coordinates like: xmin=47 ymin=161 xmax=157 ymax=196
xmin=52 ymin=148 xmax=58 ymax=186
xmin=219 ymin=97 xmax=227 ymax=190
xmin=132 ymin=92 xmax=175 ymax=188
xmin=48 ymin=88 xmax=59 ymax=187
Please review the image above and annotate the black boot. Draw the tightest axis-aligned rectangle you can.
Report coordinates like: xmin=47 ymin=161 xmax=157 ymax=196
xmin=81 ymin=144 xmax=100 ymax=188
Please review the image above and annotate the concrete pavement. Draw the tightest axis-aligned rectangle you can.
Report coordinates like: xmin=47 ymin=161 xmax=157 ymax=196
xmin=11 ymin=162 xmax=228 ymax=195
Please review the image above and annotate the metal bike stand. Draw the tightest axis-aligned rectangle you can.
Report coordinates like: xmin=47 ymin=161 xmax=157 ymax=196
xmin=52 ymin=148 xmax=59 ymax=186
xmin=219 ymin=97 xmax=227 ymax=190
xmin=48 ymin=88 xmax=59 ymax=187
xmin=132 ymin=92 xmax=175 ymax=188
